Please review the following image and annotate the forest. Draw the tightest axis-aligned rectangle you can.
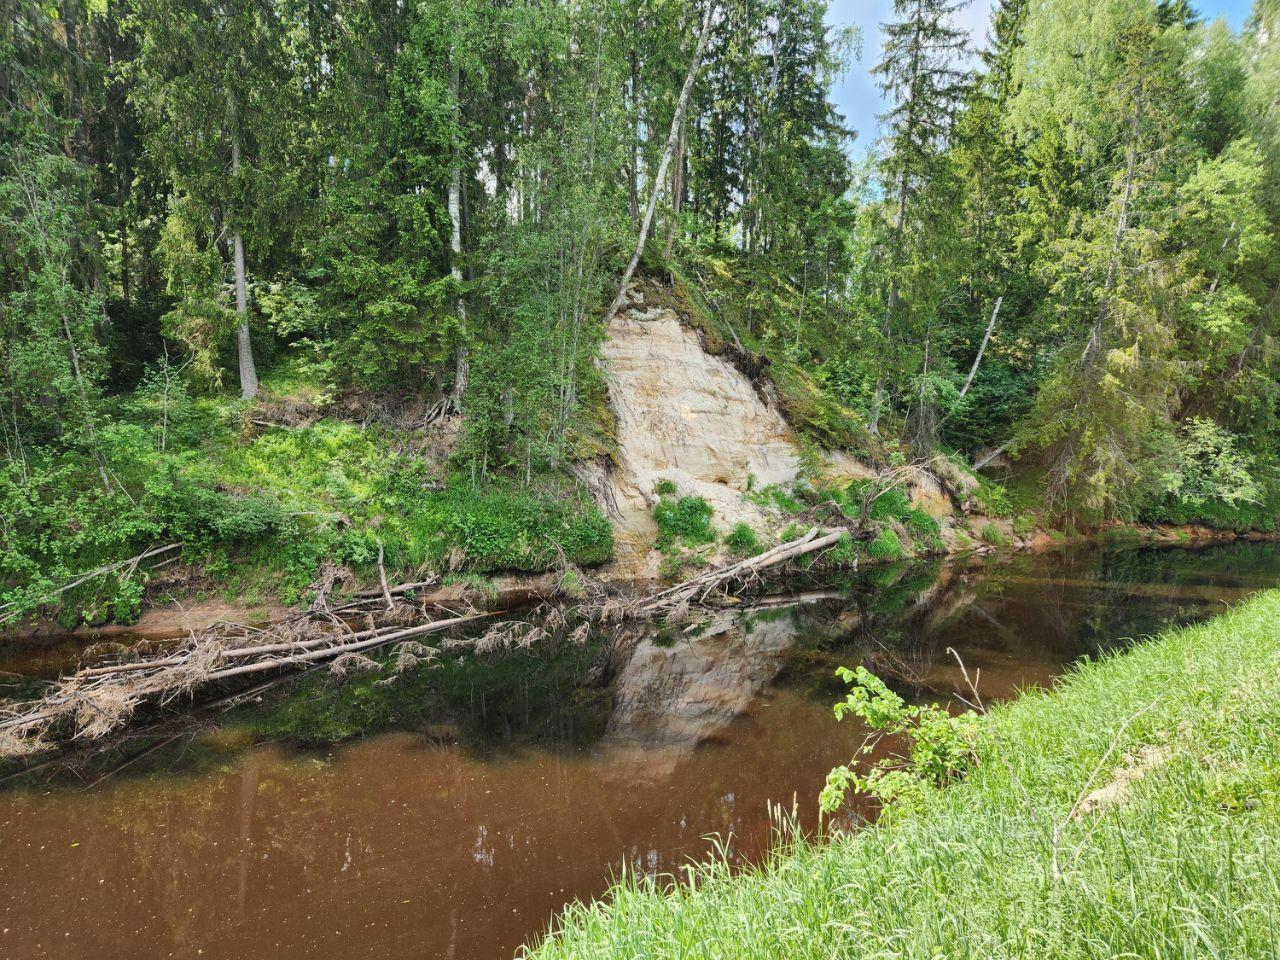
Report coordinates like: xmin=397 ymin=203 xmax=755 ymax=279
xmin=3 ymin=0 xmax=1280 ymax=626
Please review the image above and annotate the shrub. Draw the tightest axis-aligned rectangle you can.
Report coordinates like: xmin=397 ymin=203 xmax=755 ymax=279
xmin=866 ymin=528 xmax=905 ymax=560
xmin=979 ymin=523 xmax=1009 ymax=547
xmin=654 ymin=495 xmax=716 ymax=551
xmin=821 ymin=666 xmax=978 ymax=818
xmin=419 ymin=485 xmax=614 ymax=572
xmin=724 ymin=522 xmax=764 ymax=557
xmin=904 ymin=507 xmax=940 ymax=539
xmin=974 ymin=479 xmax=1015 ymax=517
xmin=823 ymin=532 xmax=862 ymax=567
xmin=654 ymin=478 xmax=678 ymax=497
xmin=1013 ymin=514 xmax=1036 ymax=537
xmin=746 ymin=483 xmax=807 ymax=514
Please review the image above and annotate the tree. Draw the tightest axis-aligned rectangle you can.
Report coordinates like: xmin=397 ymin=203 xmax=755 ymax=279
xmin=869 ymin=0 xmax=970 ymax=448
xmin=132 ymin=0 xmax=299 ymax=398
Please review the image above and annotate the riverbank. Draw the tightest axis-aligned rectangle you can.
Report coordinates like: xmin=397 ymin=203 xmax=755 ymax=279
xmin=528 ymin=589 xmax=1280 ymax=958
xmin=4 ymin=519 xmax=1268 ymax=648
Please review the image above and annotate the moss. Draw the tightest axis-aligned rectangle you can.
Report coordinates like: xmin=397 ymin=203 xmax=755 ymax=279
xmin=867 ymin=528 xmax=905 ymax=560
xmin=770 ymin=360 xmax=874 ymax=452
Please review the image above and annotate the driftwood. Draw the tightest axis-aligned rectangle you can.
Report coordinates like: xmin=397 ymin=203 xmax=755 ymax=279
xmin=638 ymin=526 xmax=847 ymax=615
xmin=2 ymin=518 xmax=855 ymax=759
xmin=0 ymin=569 xmax=573 ymax=759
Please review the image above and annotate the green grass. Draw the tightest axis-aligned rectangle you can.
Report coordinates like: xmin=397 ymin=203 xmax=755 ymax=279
xmin=724 ymin=522 xmax=765 ymax=557
xmin=654 ymin=494 xmax=717 ymax=552
xmin=529 ymin=591 xmax=1280 ymax=959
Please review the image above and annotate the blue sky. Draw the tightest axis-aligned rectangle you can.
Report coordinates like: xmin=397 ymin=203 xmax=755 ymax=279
xmin=827 ymin=0 xmax=1258 ymax=154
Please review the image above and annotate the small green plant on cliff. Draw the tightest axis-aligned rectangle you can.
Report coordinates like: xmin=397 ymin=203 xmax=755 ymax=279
xmin=1013 ymin=514 xmax=1036 ymax=537
xmin=866 ymin=528 xmax=905 ymax=560
xmin=724 ymin=523 xmax=764 ymax=557
xmin=820 ymin=666 xmax=979 ymax=820
xmin=746 ymin=482 xmax=806 ymax=514
xmin=979 ymin=523 xmax=1009 ymax=547
xmin=974 ymin=478 xmax=1015 ymax=517
xmin=654 ymin=494 xmax=716 ymax=551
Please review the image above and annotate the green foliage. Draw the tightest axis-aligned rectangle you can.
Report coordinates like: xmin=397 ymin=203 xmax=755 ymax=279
xmin=820 ymin=665 xmax=979 ymax=817
xmin=745 ymin=483 xmax=807 ymax=514
xmin=979 ymin=522 xmax=1010 ymax=547
xmin=533 ymin=591 xmax=1280 ymax=960
xmin=866 ymin=528 xmax=905 ymax=560
xmin=1013 ymin=514 xmax=1036 ymax=537
xmin=653 ymin=495 xmax=716 ymax=552
xmin=974 ymin=478 xmax=1015 ymax=518
xmin=724 ymin=522 xmax=764 ymax=557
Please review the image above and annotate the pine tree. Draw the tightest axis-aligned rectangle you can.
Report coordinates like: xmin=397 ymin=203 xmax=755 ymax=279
xmin=870 ymin=0 xmax=970 ymax=448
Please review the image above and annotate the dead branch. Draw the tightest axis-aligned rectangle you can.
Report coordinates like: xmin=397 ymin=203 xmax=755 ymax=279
xmin=637 ymin=526 xmax=846 ymax=616
xmin=0 ymin=543 xmax=183 ymax=624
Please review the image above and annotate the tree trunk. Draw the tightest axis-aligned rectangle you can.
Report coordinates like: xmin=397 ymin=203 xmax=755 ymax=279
xmin=602 ymin=0 xmax=716 ymax=328
xmin=449 ymin=60 xmax=468 ymax=411
xmin=960 ymin=296 xmax=1003 ymax=398
xmin=663 ymin=113 xmax=686 ymax=260
xmin=230 ymin=129 xmax=258 ymax=400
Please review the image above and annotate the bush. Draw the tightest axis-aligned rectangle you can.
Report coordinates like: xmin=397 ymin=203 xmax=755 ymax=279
xmin=746 ymin=483 xmax=807 ymax=514
xmin=979 ymin=523 xmax=1009 ymax=547
xmin=866 ymin=528 xmax=905 ymax=560
xmin=821 ymin=666 xmax=978 ymax=818
xmin=724 ymin=522 xmax=764 ymax=557
xmin=414 ymin=484 xmax=614 ymax=572
xmin=974 ymin=479 xmax=1015 ymax=517
xmin=1013 ymin=514 xmax=1036 ymax=537
xmin=654 ymin=495 xmax=716 ymax=551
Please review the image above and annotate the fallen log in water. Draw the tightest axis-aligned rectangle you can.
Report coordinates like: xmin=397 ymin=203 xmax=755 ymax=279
xmin=0 ymin=572 xmax=571 ymax=760
xmin=637 ymin=526 xmax=848 ymax=616
xmin=0 ymin=529 xmax=849 ymax=759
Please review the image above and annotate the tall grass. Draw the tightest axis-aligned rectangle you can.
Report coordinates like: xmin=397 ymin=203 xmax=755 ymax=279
xmin=528 ymin=591 xmax=1280 ymax=959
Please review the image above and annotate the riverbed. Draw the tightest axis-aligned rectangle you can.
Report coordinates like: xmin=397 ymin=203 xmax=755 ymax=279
xmin=2 ymin=541 xmax=1278 ymax=960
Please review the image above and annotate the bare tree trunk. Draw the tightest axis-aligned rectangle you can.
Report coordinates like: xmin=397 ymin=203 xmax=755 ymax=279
xmin=602 ymin=0 xmax=716 ymax=328
xmin=960 ymin=296 xmax=1003 ymax=398
xmin=230 ymin=129 xmax=258 ymax=400
xmin=449 ymin=60 xmax=468 ymax=411
xmin=663 ymin=112 xmax=686 ymax=260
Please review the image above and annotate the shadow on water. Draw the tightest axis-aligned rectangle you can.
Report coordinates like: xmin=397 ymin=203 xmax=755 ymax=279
xmin=2 ymin=540 xmax=1280 ymax=960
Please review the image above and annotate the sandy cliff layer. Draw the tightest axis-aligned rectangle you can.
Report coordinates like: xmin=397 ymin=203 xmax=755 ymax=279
xmin=599 ymin=286 xmax=805 ymax=577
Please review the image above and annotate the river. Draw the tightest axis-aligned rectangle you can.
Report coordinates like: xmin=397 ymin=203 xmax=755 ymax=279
xmin=2 ymin=541 xmax=1278 ymax=960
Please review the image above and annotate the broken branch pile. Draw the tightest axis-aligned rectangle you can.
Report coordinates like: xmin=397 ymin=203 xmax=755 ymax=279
xmin=637 ymin=526 xmax=847 ymax=616
xmin=0 ymin=526 xmax=849 ymax=760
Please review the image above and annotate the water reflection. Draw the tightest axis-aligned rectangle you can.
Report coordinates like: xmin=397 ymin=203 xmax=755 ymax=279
xmin=2 ymin=541 xmax=1280 ymax=960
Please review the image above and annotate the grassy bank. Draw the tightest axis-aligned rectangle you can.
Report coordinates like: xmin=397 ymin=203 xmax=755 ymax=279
xmin=529 ymin=591 xmax=1280 ymax=959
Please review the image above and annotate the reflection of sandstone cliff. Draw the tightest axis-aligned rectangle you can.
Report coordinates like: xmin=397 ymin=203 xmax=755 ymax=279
xmin=598 ymin=288 xmax=802 ymax=577
xmin=599 ymin=610 xmax=801 ymax=778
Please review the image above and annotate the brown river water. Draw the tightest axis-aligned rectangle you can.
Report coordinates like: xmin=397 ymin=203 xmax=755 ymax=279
xmin=2 ymin=541 xmax=1279 ymax=960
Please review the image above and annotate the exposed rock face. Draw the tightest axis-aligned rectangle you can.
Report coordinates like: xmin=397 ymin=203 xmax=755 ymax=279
xmin=599 ymin=288 xmax=802 ymax=576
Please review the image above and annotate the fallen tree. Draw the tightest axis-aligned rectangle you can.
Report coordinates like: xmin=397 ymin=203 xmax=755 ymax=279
xmin=637 ymin=526 xmax=848 ymax=616
xmin=0 ymin=526 xmax=853 ymax=759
